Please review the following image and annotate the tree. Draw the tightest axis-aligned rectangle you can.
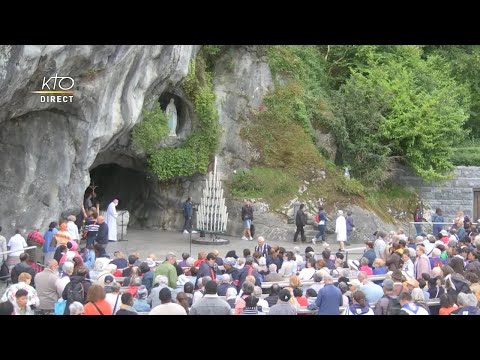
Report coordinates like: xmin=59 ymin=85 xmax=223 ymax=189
xmin=333 ymin=46 xmax=470 ymax=183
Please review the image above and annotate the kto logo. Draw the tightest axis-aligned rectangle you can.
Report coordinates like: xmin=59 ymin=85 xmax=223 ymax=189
xmin=31 ymin=74 xmax=75 ymax=103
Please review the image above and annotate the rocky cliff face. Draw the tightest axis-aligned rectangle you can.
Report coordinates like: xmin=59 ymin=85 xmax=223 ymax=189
xmin=0 ymin=45 xmax=401 ymax=243
xmin=0 ymin=45 xmax=197 ymax=234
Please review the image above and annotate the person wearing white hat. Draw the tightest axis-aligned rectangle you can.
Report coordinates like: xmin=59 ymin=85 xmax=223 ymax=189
xmin=335 ymin=210 xmax=347 ymax=252
xmin=145 ymin=258 xmax=156 ymax=269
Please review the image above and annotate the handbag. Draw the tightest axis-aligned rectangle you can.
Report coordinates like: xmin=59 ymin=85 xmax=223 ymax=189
xmin=0 ymin=261 xmax=9 ymax=278
xmin=54 ymin=299 xmax=67 ymax=315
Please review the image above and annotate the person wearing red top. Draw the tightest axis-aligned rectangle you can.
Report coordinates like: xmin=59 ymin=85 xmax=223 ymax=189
xmin=124 ymin=277 xmax=142 ymax=298
xmin=83 ymin=284 xmax=113 ymax=315
xmin=293 ymin=288 xmax=308 ymax=307
xmin=438 ymin=293 xmax=458 ymax=315
xmin=194 ymin=252 xmax=207 ymax=268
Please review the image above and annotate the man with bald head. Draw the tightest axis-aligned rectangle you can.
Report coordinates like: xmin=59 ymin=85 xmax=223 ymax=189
xmin=95 ymin=216 xmax=109 ymax=257
xmin=265 ymin=264 xmax=283 ymax=282
xmin=34 ymin=259 xmax=59 ymax=314
xmin=255 ymin=236 xmax=271 ymax=257
xmin=358 ymin=271 xmax=384 ymax=305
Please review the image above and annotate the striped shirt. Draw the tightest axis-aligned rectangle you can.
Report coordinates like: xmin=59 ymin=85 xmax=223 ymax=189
xmin=86 ymin=222 xmax=100 ymax=235
xmin=242 ymin=307 xmax=258 ymax=315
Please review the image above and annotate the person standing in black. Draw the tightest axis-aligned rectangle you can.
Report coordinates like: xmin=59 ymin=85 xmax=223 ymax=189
xmin=183 ymin=197 xmax=194 ymax=234
xmin=294 ymin=203 xmax=307 ymax=243
xmin=95 ymin=216 xmax=109 ymax=257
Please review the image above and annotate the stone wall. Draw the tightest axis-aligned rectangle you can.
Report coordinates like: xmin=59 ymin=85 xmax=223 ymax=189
xmin=398 ymin=166 xmax=480 ymax=222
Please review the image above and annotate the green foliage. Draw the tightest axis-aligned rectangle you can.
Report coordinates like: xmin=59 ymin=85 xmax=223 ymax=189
xmin=240 ymin=46 xmax=363 ymax=207
xmin=330 ymin=74 xmax=392 ymax=186
xmin=268 ymin=47 xmax=340 ymax=131
xmin=231 ymin=168 xmax=299 ymax=208
xmin=244 ymin=45 xmax=474 ymax=210
xmin=366 ymin=184 xmax=416 ymax=203
xmin=145 ymin=50 xmax=220 ymax=181
xmin=182 ymin=60 xmax=197 ymax=98
xmin=450 ymin=139 xmax=480 ymax=166
xmin=424 ymin=46 xmax=480 ymax=138
xmin=203 ymin=45 xmax=223 ymax=59
xmin=334 ymin=176 xmax=365 ymax=196
xmin=194 ymin=86 xmax=218 ymax=126
xmin=131 ymin=102 xmax=168 ymax=154
xmin=332 ymin=46 xmax=471 ymax=183
xmin=241 ymin=89 xmax=325 ymax=177
xmin=202 ymin=45 xmax=224 ymax=70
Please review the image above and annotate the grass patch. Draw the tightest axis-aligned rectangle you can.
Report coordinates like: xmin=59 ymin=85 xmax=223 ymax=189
xmin=241 ymin=108 xmax=325 ymax=177
xmin=231 ymin=168 xmax=299 ymax=209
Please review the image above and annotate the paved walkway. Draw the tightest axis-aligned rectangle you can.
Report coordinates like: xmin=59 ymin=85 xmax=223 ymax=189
xmin=105 ymin=229 xmax=365 ymax=260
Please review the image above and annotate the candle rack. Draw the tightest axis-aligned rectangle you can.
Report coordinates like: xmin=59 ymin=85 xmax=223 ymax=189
xmin=196 ymin=156 xmax=228 ymax=240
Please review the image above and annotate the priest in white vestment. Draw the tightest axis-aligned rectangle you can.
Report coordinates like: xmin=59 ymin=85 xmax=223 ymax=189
xmin=106 ymin=198 xmax=119 ymax=241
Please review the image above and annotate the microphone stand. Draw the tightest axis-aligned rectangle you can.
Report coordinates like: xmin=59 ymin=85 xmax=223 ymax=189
xmin=188 ymin=204 xmax=199 ymax=255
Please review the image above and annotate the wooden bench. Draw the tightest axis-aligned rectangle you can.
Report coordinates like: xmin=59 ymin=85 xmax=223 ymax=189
xmin=261 ymin=275 xmax=388 ymax=289
xmin=297 ymin=308 xmax=317 ymax=315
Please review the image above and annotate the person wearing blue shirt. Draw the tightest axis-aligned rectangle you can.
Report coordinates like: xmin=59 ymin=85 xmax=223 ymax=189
xmin=315 ymin=274 xmax=343 ymax=315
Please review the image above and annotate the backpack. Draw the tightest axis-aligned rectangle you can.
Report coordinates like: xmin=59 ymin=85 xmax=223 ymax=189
xmin=27 ymin=230 xmax=45 ymax=245
xmin=433 ymin=259 xmax=442 ymax=268
xmin=386 ymin=295 xmax=402 ymax=315
xmin=67 ymin=282 xmax=85 ymax=304
xmin=315 ymin=213 xmax=320 ymax=223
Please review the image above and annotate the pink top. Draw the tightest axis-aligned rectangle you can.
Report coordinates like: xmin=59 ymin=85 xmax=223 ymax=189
xmin=359 ymin=265 xmax=373 ymax=275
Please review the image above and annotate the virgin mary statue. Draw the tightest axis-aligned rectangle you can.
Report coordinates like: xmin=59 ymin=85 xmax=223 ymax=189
xmin=166 ymin=98 xmax=177 ymax=137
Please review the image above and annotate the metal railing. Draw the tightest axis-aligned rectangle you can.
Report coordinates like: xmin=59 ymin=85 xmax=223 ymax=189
xmin=0 ymin=246 xmax=37 ymax=256
xmin=408 ymin=221 xmax=477 ymax=238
